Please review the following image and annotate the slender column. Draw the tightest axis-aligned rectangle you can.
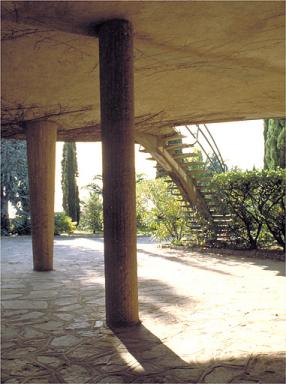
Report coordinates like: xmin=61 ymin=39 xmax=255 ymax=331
xmin=25 ymin=120 xmax=57 ymax=271
xmin=98 ymin=19 xmax=139 ymax=327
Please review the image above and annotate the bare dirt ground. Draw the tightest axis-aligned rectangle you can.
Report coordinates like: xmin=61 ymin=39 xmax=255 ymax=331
xmin=1 ymin=236 xmax=285 ymax=383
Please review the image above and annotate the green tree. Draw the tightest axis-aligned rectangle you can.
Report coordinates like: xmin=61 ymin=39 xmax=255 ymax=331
xmin=186 ymin=148 xmax=204 ymax=171
xmin=136 ymin=177 xmax=188 ymax=243
xmin=264 ymin=118 xmax=285 ymax=169
xmin=1 ymin=139 xmax=30 ymax=234
xmin=61 ymin=142 xmax=80 ymax=224
xmin=54 ymin=212 xmax=76 ymax=235
xmin=79 ymin=194 xmax=103 ymax=233
xmin=86 ymin=175 xmax=103 ymax=195
xmin=206 ymin=152 xmax=227 ymax=173
xmin=78 ymin=175 xmax=103 ymax=233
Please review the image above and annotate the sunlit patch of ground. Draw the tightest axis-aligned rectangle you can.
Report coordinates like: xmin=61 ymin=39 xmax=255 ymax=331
xmin=1 ymin=236 xmax=285 ymax=383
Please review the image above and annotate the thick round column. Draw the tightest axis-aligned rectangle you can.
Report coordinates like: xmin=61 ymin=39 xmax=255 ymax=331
xmin=98 ymin=20 xmax=139 ymax=327
xmin=25 ymin=120 xmax=57 ymax=271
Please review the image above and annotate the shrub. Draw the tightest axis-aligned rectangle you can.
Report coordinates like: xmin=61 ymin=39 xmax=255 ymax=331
xmin=10 ymin=214 xmax=31 ymax=235
xmin=136 ymin=178 xmax=188 ymax=244
xmin=54 ymin=212 xmax=75 ymax=235
xmin=211 ymin=169 xmax=285 ymax=249
xmin=78 ymin=194 xmax=103 ymax=233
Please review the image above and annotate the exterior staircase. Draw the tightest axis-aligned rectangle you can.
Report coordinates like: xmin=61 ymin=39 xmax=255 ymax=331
xmin=135 ymin=125 xmax=233 ymax=245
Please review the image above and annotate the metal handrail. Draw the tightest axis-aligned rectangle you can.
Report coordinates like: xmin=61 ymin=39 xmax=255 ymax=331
xmin=184 ymin=124 xmax=227 ymax=173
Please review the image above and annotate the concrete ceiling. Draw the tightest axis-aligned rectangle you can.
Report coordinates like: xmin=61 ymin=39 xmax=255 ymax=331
xmin=1 ymin=1 xmax=285 ymax=141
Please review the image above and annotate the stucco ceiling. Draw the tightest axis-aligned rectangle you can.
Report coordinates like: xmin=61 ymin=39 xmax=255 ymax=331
xmin=1 ymin=1 xmax=285 ymax=140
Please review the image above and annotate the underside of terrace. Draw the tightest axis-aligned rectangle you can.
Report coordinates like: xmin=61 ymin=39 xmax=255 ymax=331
xmin=2 ymin=1 xmax=285 ymax=140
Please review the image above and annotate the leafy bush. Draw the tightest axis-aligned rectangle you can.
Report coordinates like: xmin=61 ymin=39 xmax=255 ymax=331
xmin=211 ymin=169 xmax=285 ymax=249
xmin=8 ymin=212 xmax=75 ymax=236
xmin=78 ymin=194 xmax=103 ymax=233
xmin=10 ymin=214 xmax=31 ymax=235
xmin=136 ymin=178 xmax=188 ymax=243
xmin=54 ymin=212 xmax=75 ymax=235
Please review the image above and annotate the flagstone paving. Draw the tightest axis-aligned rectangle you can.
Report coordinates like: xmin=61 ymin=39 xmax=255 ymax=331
xmin=1 ymin=236 xmax=285 ymax=383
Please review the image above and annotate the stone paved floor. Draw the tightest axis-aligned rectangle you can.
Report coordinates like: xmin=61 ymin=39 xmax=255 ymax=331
xmin=1 ymin=236 xmax=285 ymax=383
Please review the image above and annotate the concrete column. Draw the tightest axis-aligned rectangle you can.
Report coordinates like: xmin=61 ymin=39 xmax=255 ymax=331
xmin=25 ymin=120 xmax=57 ymax=271
xmin=98 ymin=19 xmax=139 ymax=327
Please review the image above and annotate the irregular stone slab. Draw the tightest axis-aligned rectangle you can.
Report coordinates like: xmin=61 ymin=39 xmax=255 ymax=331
xmin=57 ymin=304 xmax=83 ymax=312
xmin=17 ymin=311 xmax=44 ymax=321
xmin=101 ymin=364 xmax=127 ymax=373
xmin=31 ymin=283 xmax=62 ymax=290
xmin=2 ymin=358 xmax=45 ymax=377
xmin=1 ymin=378 xmax=23 ymax=384
xmin=77 ymin=330 xmax=99 ymax=337
xmin=67 ymin=345 xmax=108 ymax=359
xmin=97 ymin=376 xmax=125 ymax=383
xmin=132 ymin=375 xmax=167 ymax=383
xmin=85 ymin=298 xmax=105 ymax=304
xmin=1 ymin=342 xmax=16 ymax=349
xmin=59 ymin=364 xmax=91 ymax=383
xmin=26 ymin=290 xmax=58 ymax=298
xmin=2 ymin=300 xmax=48 ymax=310
xmin=166 ymin=367 xmax=202 ymax=382
xmin=2 ymin=326 xmax=19 ymax=339
xmin=51 ymin=335 xmax=80 ymax=347
xmin=4 ymin=347 xmax=38 ymax=358
xmin=22 ymin=327 xmax=46 ymax=338
xmin=231 ymin=377 xmax=261 ymax=383
xmin=37 ymin=355 xmax=63 ymax=367
xmin=24 ymin=377 xmax=51 ymax=384
xmin=203 ymin=366 xmax=244 ymax=383
xmin=1 ymin=294 xmax=23 ymax=300
xmin=66 ymin=317 xmax=90 ymax=330
xmin=1 ymin=283 xmax=25 ymax=289
xmin=1 ymin=309 xmax=28 ymax=317
xmin=35 ymin=321 xmax=64 ymax=331
xmin=54 ymin=297 xmax=78 ymax=306
xmin=56 ymin=313 xmax=74 ymax=321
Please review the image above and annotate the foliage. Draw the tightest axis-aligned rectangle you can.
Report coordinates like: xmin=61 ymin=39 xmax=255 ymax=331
xmin=85 ymin=175 xmax=103 ymax=195
xmin=1 ymin=139 xmax=30 ymax=234
xmin=264 ymin=118 xmax=285 ymax=169
xmin=80 ymin=173 xmax=148 ymax=234
xmin=185 ymin=148 xmax=204 ymax=171
xmin=211 ymin=169 xmax=285 ymax=249
xmin=78 ymin=175 xmax=103 ymax=233
xmin=206 ymin=152 xmax=227 ymax=173
xmin=8 ymin=212 xmax=75 ymax=236
xmin=54 ymin=212 xmax=76 ymax=235
xmin=136 ymin=178 xmax=188 ymax=243
xmin=183 ymin=208 xmax=218 ymax=246
xmin=61 ymin=142 xmax=80 ymax=224
xmin=79 ymin=193 xmax=103 ymax=233
xmin=10 ymin=214 xmax=31 ymax=235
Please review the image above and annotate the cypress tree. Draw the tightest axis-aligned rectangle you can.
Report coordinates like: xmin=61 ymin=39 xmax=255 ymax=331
xmin=264 ymin=118 xmax=285 ymax=169
xmin=61 ymin=142 xmax=80 ymax=224
xmin=1 ymin=139 xmax=30 ymax=234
